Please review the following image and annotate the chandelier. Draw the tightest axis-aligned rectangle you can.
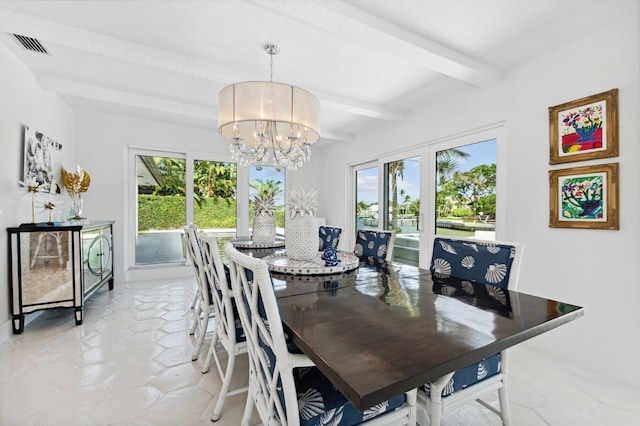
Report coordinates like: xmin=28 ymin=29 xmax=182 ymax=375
xmin=218 ymin=44 xmax=321 ymax=171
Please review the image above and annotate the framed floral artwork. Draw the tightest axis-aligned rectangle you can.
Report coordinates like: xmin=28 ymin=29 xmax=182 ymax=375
xmin=549 ymin=162 xmax=619 ymax=230
xmin=548 ymin=89 xmax=618 ymax=164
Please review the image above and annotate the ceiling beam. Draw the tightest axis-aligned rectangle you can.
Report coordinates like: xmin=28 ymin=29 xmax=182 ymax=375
xmin=0 ymin=7 xmax=402 ymax=125
xmin=37 ymin=76 xmax=216 ymax=119
xmin=251 ymin=0 xmax=501 ymax=87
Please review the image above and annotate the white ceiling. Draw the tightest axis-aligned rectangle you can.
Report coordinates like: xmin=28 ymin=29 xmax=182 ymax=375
xmin=0 ymin=0 xmax=629 ymax=145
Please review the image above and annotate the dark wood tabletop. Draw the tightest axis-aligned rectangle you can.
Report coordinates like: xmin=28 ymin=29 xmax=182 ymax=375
xmin=274 ymin=262 xmax=584 ymax=411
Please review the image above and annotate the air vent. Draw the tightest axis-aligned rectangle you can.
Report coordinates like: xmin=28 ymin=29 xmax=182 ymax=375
xmin=13 ymin=34 xmax=48 ymax=54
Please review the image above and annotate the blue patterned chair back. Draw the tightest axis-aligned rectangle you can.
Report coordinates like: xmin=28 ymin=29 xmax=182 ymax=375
xmin=319 ymin=225 xmax=342 ymax=250
xmin=430 ymin=237 xmax=522 ymax=290
xmin=354 ymin=229 xmax=396 ymax=261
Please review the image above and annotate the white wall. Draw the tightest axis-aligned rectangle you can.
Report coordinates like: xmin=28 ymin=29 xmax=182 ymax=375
xmin=0 ymin=42 xmax=76 ymax=342
xmin=316 ymin=9 xmax=640 ymax=385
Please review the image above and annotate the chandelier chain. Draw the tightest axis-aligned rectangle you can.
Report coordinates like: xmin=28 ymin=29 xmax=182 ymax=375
xmin=265 ymin=43 xmax=278 ymax=82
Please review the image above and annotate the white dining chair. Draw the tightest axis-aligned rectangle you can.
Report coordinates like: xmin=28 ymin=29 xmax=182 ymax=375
xmin=183 ymin=225 xmax=215 ymax=361
xmin=417 ymin=236 xmax=524 ymax=426
xmin=198 ymin=232 xmax=248 ymax=422
xmin=225 ymin=241 xmax=417 ymax=426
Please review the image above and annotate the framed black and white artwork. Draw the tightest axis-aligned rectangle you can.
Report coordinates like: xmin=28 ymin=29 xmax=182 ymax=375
xmin=23 ymin=125 xmax=63 ymax=194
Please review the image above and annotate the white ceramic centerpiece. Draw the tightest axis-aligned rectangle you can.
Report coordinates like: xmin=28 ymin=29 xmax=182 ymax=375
xmin=285 ymin=188 xmax=319 ymax=261
xmin=252 ymin=194 xmax=276 ymax=246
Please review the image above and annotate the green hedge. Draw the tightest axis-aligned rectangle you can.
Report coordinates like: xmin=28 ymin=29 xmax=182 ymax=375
xmin=138 ymin=195 xmax=237 ymax=231
xmin=138 ymin=195 xmax=186 ymax=230
xmin=452 ymin=207 xmax=474 ymax=217
xmin=138 ymin=195 xmax=286 ymax=231
xmin=194 ymin=198 xmax=237 ymax=229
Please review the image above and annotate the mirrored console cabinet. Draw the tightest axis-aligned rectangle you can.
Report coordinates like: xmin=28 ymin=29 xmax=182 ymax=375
xmin=7 ymin=221 xmax=114 ymax=334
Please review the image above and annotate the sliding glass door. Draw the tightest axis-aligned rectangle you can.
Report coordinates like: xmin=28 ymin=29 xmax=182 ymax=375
xmin=352 ymin=152 xmax=423 ymax=266
xmin=384 ymin=155 xmax=421 ymax=266
xmin=192 ymin=158 xmax=237 ymax=251
xmin=434 ymin=140 xmax=497 ymax=239
xmin=131 ymin=150 xmax=238 ymax=268
xmin=355 ymin=163 xmax=379 ymax=231
xmin=135 ymin=153 xmax=186 ymax=265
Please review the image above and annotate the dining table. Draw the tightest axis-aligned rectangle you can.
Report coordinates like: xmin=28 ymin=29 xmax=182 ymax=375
xmin=234 ymin=243 xmax=585 ymax=412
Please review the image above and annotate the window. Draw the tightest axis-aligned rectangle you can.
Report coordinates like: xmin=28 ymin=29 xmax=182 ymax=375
xmin=355 ymin=165 xmax=379 ymax=231
xmin=350 ymin=124 xmax=505 ymax=269
xmin=192 ymin=158 xmax=237 ymax=251
xmin=435 ymin=139 xmax=497 ymax=240
xmin=352 ymin=153 xmax=423 ymax=267
xmin=130 ymin=149 xmax=238 ymax=269
xmin=135 ymin=154 xmax=186 ymax=265
xmin=384 ymin=155 xmax=421 ymax=266
xmin=249 ymin=166 xmax=286 ymax=236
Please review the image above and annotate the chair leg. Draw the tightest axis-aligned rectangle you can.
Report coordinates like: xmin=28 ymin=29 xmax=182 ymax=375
xmin=426 ymin=372 xmax=453 ymax=426
xmin=189 ymin=303 xmax=201 ymax=335
xmin=429 ymin=400 xmax=443 ymax=426
xmin=211 ymin=345 xmax=238 ymax=421
xmin=190 ymin=292 xmax=198 ymax=309
xmin=240 ymin=382 xmax=255 ymax=426
xmin=192 ymin=308 xmax=210 ymax=361
xmin=406 ymin=389 xmax=417 ymax=426
xmin=498 ymin=379 xmax=512 ymax=426
xmin=201 ymin=330 xmax=219 ymax=373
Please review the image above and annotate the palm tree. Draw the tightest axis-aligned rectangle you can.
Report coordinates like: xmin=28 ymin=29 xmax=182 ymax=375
xmin=388 ymin=160 xmax=404 ymax=232
xmin=153 ymin=157 xmax=186 ymax=196
xmin=250 ymin=178 xmax=282 ymax=198
xmin=436 ymin=148 xmax=470 ymax=186
xmin=435 ymin=148 xmax=471 ymax=218
xmin=249 ymin=178 xmax=284 ymax=227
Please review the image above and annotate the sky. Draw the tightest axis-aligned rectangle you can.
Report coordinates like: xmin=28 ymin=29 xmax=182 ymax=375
xmin=356 ymin=139 xmax=496 ymax=205
xmin=249 ymin=166 xmax=286 ymax=205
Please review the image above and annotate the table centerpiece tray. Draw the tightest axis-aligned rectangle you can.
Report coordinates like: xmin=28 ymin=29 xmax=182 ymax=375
xmin=263 ymin=251 xmax=360 ymax=275
xmin=230 ymin=238 xmax=285 ymax=249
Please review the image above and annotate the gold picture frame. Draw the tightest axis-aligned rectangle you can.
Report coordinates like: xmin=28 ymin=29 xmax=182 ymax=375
xmin=549 ymin=163 xmax=619 ymax=230
xmin=549 ymin=89 xmax=618 ymax=164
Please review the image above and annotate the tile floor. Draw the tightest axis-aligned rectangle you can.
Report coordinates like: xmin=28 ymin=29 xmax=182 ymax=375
xmin=1 ymin=277 xmax=640 ymax=426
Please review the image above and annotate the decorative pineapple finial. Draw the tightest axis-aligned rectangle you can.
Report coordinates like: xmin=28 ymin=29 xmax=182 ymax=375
xmin=286 ymin=188 xmax=318 ymax=219
xmin=253 ymin=194 xmax=275 ymax=217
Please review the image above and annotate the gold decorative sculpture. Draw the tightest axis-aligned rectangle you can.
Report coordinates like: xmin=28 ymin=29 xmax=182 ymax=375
xmin=62 ymin=166 xmax=91 ymax=220
xmin=19 ymin=178 xmax=41 ymax=223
